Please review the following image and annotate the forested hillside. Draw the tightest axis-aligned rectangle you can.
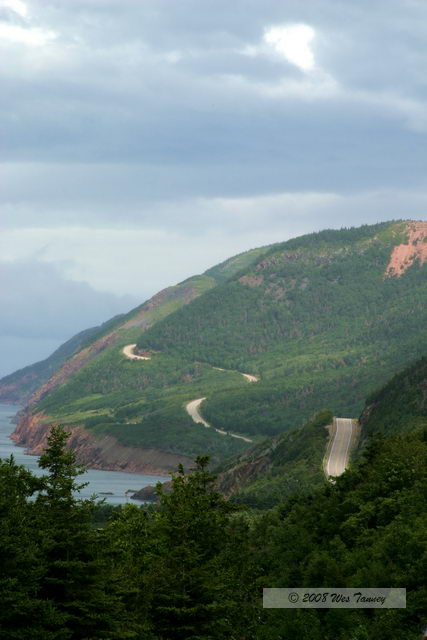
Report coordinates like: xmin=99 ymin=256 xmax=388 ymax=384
xmin=2 ymin=419 xmax=426 ymax=639
xmin=216 ymin=409 xmax=333 ymax=509
xmin=360 ymin=355 xmax=427 ymax=437
xmin=9 ymin=220 xmax=427 ymax=466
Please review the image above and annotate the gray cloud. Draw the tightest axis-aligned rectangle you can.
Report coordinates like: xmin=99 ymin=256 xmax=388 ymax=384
xmin=0 ymin=259 xmax=138 ymax=340
xmin=1 ymin=0 xmax=427 ymax=170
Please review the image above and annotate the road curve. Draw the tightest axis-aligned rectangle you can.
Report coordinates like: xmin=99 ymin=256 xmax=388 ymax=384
xmin=122 ymin=350 xmax=255 ymax=442
xmin=325 ymin=417 xmax=355 ymax=477
xmin=213 ymin=366 xmax=259 ymax=383
xmin=242 ymin=373 xmax=259 ymax=382
xmin=122 ymin=344 xmax=151 ymax=360
xmin=185 ymin=398 xmax=253 ymax=443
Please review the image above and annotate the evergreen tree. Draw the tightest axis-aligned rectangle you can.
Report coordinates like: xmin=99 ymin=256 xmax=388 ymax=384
xmin=104 ymin=503 xmax=158 ymax=638
xmin=0 ymin=456 xmax=59 ymax=639
xmin=146 ymin=456 xmax=257 ymax=639
xmin=34 ymin=425 xmax=131 ymax=639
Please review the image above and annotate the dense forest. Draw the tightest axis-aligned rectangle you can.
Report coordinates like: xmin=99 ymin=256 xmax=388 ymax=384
xmin=361 ymin=355 xmax=427 ymax=437
xmin=1 ymin=421 xmax=425 ymax=639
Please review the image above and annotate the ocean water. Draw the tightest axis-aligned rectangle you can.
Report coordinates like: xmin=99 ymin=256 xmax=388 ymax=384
xmin=0 ymin=404 xmax=166 ymax=505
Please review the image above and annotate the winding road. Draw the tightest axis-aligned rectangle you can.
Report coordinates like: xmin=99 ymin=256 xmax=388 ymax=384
xmin=185 ymin=398 xmax=253 ymax=443
xmin=325 ymin=417 xmax=357 ymax=477
xmin=122 ymin=345 xmax=360 ymax=463
xmin=122 ymin=344 xmax=151 ymax=360
xmin=213 ymin=366 xmax=258 ymax=382
xmin=123 ymin=345 xmax=256 ymax=444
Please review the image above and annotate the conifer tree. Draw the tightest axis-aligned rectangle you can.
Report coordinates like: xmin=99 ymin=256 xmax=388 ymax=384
xmin=34 ymin=425 xmax=130 ymax=639
xmin=147 ymin=456 xmax=257 ymax=639
xmin=0 ymin=456 xmax=59 ymax=639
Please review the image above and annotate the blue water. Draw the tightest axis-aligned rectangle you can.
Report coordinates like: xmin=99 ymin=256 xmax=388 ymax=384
xmin=0 ymin=404 xmax=166 ymax=504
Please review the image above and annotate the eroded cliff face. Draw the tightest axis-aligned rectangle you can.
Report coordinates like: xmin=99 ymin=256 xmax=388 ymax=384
xmin=121 ymin=284 xmax=198 ymax=329
xmin=12 ymin=412 xmax=193 ymax=476
xmin=385 ymin=221 xmax=427 ymax=277
xmin=215 ymin=438 xmax=279 ymax=497
xmin=0 ymin=380 xmax=31 ymax=404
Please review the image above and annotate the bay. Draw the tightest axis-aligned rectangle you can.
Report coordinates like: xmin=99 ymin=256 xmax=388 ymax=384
xmin=0 ymin=404 xmax=166 ymax=504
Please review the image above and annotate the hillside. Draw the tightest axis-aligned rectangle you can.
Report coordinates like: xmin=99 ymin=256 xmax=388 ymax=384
xmin=8 ymin=219 xmax=427 ymax=471
xmin=134 ymin=221 xmax=427 ymax=436
xmin=218 ymin=351 xmax=427 ymax=508
xmin=135 ymin=352 xmax=427 ymax=505
xmin=213 ymin=409 xmax=332 ymax=508
xmin=360 ymin=355 xmax=427 ymax=438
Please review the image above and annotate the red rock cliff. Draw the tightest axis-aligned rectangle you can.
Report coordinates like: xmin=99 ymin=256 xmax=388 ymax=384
xmin=12 ymin=412 xmax=192 ymax=476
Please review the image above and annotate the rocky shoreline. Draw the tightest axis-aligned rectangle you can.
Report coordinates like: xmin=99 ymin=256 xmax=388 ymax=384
xmin=12 ymin=411 xmax=192 ymax=477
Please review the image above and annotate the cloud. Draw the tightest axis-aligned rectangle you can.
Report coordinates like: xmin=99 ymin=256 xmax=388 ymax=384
xmin=1 ymin=0 xmax=427 ymax=168
xmin=0 ymin=0 xmax=56 ymax=45
xmin=1 ymin=0 xmax=28 ymax=18
xmin=264 ymin=24 xmax=316 ymax=71
xmin=0 ymin=259 xmax=138 ymax=339
xmin=0 ymin=22 xmax=55 ymax=45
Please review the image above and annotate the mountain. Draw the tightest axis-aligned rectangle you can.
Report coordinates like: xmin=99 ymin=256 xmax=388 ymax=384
xmin=134 ymin=351 xmax=427 ymax=506
xmin=7 ymin=219 xmax=427 ymax=473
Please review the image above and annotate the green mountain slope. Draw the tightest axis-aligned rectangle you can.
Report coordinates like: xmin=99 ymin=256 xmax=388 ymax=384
xmin=10 ymin=220 xmax=427 ymax=466
xmin=134 ymin=220 xmax=427 ymax=434
xmin=219 ymin=349 xmax=427 ymax=507
xmin=215 ymin=409 xmax=333 ymax=509
xmin=360 ymin=355 xmax=427 ymax=437
xmin=216 ymin=354 xmax=427 ymax=509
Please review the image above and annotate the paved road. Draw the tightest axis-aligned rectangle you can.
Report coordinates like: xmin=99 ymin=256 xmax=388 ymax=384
xmin=122 ymin=344 xmax=151 ymax=360
xmin=185 ymin=397 xmax=253 ymax=443
xmin=326 ymin=418 xmax=355 ymax=477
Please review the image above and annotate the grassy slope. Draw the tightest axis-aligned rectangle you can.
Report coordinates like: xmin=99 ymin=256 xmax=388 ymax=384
xmin=28 ymin=220 xmax=427 ymax=462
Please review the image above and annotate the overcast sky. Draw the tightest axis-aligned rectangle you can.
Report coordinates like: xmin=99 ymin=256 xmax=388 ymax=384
xmin=1 ymin=0 xmax=427 ymax=377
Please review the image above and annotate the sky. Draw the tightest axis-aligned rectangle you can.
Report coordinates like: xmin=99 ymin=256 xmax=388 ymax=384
xmin=1 ymin=0 xmax=427 ymax=377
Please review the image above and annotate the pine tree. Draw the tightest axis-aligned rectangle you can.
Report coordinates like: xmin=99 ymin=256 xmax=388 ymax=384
xmin=34 ymin=425 xmax=131 ymax=639
xmin=0 ymin=456 xmax=59 ymax=639
xmin=147 ymin=456 xmax=257 ymax=639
